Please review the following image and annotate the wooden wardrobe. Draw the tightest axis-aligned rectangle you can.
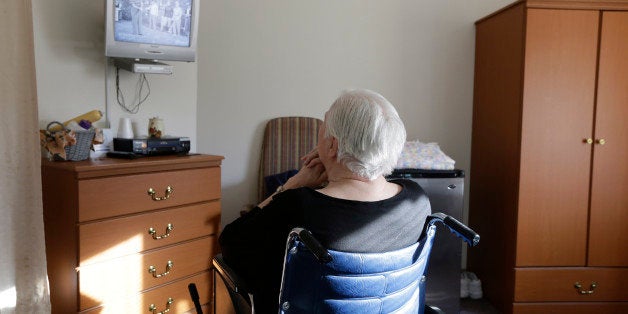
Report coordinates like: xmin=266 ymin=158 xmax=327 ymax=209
xmin=468 ymin=1 xmax=628 ymax=313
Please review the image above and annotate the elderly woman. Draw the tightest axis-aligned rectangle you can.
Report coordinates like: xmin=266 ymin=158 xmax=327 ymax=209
xmin=219 ymin=89 xmax=430 ymax=313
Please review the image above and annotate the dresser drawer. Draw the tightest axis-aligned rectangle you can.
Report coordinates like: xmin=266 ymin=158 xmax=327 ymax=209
xmin=80 ymin=202 xmax=220 ymax=265
xmin=79 ymin=167 xmax=221 ymax=222
xmin=81 ymin=271 xmax=211 ymax=314
xmin=513 ymin=302 xmax=628 ymax=314
xmin=514 ymin=267 xmax=628 ymax=302
xmin=79 ymin=236 xmax=215 ymax=310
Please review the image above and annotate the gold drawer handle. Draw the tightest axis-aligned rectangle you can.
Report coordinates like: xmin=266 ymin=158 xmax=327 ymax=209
xmin=147 ymin=186 xmax=173 ymax=201
xmin=148 ymin=223 xmax=173 ymax=240
xmin=148 ymin=297 xmax=173 ymax=314
xmin=148 ymin=260 xmax=173 ymax=278
xmin=574 ymin=281 xmax=597 ymax=294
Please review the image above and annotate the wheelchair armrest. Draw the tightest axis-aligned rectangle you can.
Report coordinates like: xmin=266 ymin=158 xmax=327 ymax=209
xmin=212 ymin=254 xmax=250 ymax=294
xmin=427 ymin=213 xmax=480 ymax=247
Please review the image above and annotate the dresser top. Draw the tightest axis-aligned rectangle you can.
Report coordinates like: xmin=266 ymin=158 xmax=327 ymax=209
xmin=41 ymin=154 xmax=224 ymax=179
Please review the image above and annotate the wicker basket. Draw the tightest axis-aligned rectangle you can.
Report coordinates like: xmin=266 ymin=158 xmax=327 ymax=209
xmin=46 ymin=122 xmax=95 ymax=161
xmin=63 ymin=130 xmax=95 ymax=161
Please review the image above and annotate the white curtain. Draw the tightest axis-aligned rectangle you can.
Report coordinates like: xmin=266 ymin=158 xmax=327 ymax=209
xmin=0 ymin=0 xmax=51 ymax=313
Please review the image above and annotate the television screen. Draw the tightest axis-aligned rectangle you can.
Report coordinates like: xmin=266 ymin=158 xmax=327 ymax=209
xmin=106 ymin=0 xmax=198 ymax=62
xmin=114 ymin=0 xmax=193 ymax=47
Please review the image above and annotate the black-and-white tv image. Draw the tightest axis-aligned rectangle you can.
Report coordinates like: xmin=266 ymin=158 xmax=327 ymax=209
xmin=114 ymin=0 xmax=193 ymax=47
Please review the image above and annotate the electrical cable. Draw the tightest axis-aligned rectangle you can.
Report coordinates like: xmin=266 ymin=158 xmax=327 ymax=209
xmin=115 ymin=67 xmax=151 ymax=114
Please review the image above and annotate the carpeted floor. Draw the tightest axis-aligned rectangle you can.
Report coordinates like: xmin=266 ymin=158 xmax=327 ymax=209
xmin=460 ymin=298 xmax=501 ymax=313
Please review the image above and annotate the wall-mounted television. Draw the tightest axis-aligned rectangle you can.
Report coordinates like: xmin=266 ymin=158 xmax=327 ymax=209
xmin=105 ymin=0 xmax=199 ymax=62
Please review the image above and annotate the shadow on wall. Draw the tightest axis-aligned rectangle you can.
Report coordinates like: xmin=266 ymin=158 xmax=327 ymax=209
xmin=219 ymin=119 xmax=269 ymax=226
xmin=33 ymin=0 xmax=106 ymax=71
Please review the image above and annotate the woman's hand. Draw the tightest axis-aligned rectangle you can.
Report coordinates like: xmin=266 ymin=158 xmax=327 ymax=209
xmin=301 ymin=148 xmax=322 ymax=168
xmin=285 ymin=159 xmax=327 ymax=190
xmin=284 ymin=148 xmax=328 ymax=189
xmin=258 ymin=148 xmax=327 ymax=208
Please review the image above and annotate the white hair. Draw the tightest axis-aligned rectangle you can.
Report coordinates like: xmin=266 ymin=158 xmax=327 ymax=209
xmin=324 ymin=89 xmax=406 ymax=180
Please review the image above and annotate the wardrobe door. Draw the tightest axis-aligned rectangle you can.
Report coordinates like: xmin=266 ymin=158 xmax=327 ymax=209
xmin=588 ymin=11 xmax=628 ymax=267
xmin=516 ymin=9 xmax=599 ymax=266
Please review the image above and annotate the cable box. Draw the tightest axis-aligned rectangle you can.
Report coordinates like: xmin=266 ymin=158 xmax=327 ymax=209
xmin=113 ymin=58 xmax=173 ymax=75
xmin=113 ymin=136 xmax=190 ymax=156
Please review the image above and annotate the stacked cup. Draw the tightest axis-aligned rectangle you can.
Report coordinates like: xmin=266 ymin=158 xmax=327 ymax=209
xmin=117 ymin=117 xmax=134 ymax=139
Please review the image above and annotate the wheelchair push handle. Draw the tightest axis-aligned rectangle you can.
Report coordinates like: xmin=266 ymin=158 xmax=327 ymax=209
xmin=292 ymin=228 xmax=333 ymax=263
xmin=428 ymin=213 xmax=480 ymax=247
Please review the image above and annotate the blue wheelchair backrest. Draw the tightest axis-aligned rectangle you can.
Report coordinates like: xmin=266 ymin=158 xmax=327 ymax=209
xmin=277 ymin=212 xmax=478 ymax=314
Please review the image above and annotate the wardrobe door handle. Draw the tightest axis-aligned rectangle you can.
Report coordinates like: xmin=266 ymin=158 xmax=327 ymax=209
xmin=583 ymin=138 xmax=593 ymax=144
xmin=595 ymin=138 xmax=606 ymax=145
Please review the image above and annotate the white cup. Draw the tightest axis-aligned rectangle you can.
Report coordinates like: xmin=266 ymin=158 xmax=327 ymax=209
xmin=117 ymin=117 xmax=134 ymax=139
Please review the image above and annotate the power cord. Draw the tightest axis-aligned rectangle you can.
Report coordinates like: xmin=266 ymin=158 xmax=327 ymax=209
xmin=115 ymin=67 xmax=151 ymax=114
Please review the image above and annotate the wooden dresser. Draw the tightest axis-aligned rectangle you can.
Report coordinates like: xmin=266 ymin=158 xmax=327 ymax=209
xmin=41 ymin=154 xmax=224 ymax=313
xmin=469 ymin=1 xmax=627 ymax=313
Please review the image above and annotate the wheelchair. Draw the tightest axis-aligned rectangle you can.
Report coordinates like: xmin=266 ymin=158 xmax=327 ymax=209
xmin=190 ymin=212 xmax=479 ymax=314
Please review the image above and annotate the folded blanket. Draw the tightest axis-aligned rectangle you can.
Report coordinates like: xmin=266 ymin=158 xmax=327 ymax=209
xmin=395 ymin=140 xmax=455 ymax=170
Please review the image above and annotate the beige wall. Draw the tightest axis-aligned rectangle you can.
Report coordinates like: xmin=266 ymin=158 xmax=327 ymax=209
xmin=196 ymin=0 xmax=513 ymax=225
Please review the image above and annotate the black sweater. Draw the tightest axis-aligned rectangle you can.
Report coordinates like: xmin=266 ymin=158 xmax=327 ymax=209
xmin=218 ymin=179 xmax=430 ymax=313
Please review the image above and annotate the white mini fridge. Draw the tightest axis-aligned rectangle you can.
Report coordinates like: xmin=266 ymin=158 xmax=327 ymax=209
xmin=388 ymin=169 xmax=465 ymax=314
